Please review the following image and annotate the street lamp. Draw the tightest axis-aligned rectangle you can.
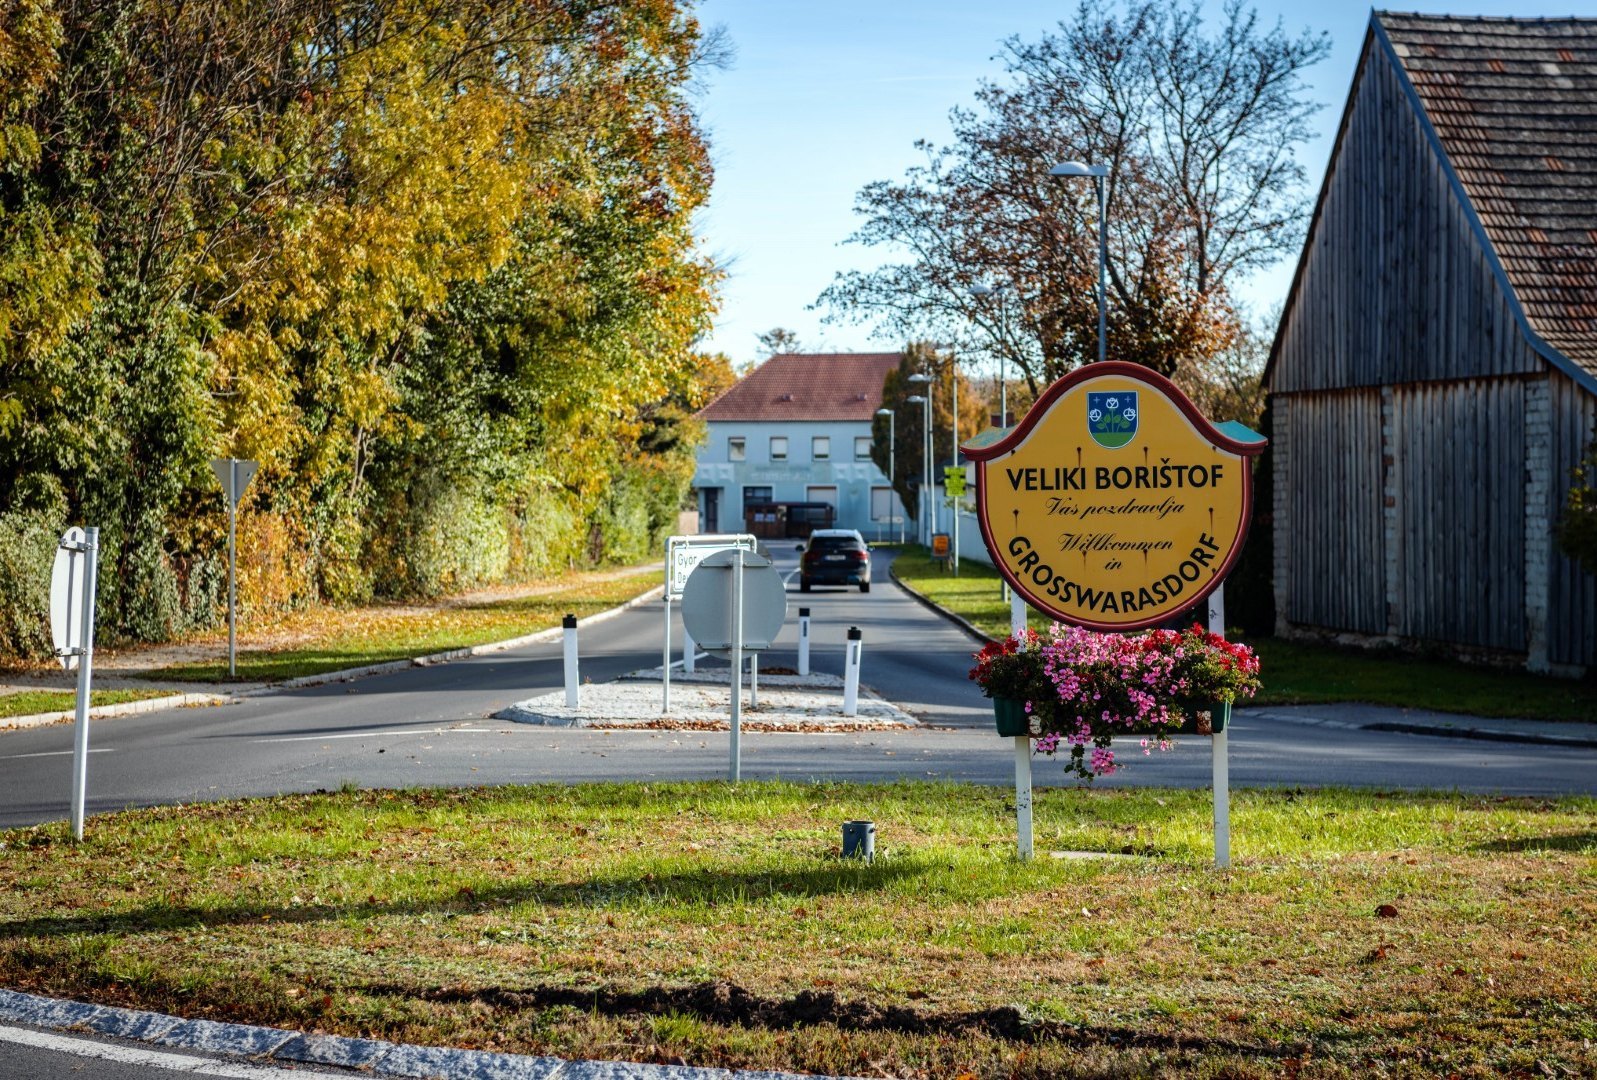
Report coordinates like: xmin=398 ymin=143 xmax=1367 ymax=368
xmin=1048 ymin=160 xmax=1109 ymax=365
xmin=969 ymin=282 xmax=1009 ymax=429
xmin=906 ymin=391 xmax=930 ymax=547
xmin=875 ymin=407 xmax=901 ymax=544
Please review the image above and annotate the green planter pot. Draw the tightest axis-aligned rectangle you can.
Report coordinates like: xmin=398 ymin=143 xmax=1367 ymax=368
xmin=1167 ymin=700 xmax=1230 ymax=734
xmin=992 ymin=697 xmax=1032 ymax=737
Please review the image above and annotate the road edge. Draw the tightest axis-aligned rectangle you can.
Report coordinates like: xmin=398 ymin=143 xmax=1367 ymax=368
xmin=0 ymin=584 xmax=667 ymax=733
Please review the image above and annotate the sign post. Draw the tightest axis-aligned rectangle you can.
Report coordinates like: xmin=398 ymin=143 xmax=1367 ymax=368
xmin=962 ymin=362 xmax=1265 ymax=865
xmin=944 ymin=466 xmax=966 ymax=575
xmin=679 ymin=549 xmax=787 ymax=782
xmin=210 ymin=458 xmax=258 ymax=677
xmin=1209 ymin=584 xmax=1230 ymax=868
xmin=663 ymin=534 xmax=757 ymax=712
xmin=52 ymin=527 xmax=100 ymax=842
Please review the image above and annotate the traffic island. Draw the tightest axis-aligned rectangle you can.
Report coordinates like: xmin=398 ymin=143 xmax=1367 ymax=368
xmin=494 ymin=670 xmax=920 ymax=732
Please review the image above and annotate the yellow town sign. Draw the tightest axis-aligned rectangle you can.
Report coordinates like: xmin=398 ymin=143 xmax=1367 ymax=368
xmin=961 ymin=362 xmax=1266 ymax=631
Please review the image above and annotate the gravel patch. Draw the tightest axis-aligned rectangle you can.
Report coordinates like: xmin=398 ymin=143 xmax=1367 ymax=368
xmin=494 ymin=676 xmax=918 ymax=732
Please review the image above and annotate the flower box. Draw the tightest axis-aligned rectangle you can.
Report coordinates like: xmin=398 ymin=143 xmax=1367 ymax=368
xmin=971 ymin=624 xmax=1256 ymax=779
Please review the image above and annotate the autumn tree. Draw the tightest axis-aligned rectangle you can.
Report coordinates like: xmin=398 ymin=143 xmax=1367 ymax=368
xmin=0 ymin=0 xmax=724 ymax=651
xmin=818 ymin=0 xmax=1328 ymax=397
xmin=872 ymin=343 xmax=989 ymax=529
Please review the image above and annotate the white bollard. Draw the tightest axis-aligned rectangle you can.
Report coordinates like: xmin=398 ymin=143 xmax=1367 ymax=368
xmin=842 ymin=626 xmax=862 ymax=716
xmin=797 ymin=607 xmax=810 ymax=676
xmin=683 ymin=628 xmax=696 ymax=674
xmin=562 ymin=613 xmax=580 ymax=709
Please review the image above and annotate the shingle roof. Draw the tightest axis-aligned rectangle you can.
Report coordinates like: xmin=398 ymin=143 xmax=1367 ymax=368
xmin=1380 ymin=12 xmax=1597 ymax=374
xmin=696 ymin=353 xmax=900 ymax=422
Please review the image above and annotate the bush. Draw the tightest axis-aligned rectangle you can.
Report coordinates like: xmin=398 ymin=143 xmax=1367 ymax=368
xmin=0 ymin=504 xmax=64 ymax=661
xmin=1558 ymin=440 xmax=1597 ymax=577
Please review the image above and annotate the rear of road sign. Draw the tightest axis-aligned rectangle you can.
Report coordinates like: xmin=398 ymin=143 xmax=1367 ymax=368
xmin=50 ymin=527 xmax=87 ymax=671
xmin=679 ymin=549 xmax=788 ymax=657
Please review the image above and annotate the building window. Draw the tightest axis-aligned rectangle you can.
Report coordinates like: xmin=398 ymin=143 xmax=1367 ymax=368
xmin=728 ymin=436 xmax=746 ymax=462
xmin=855 ymin=436 xmax=873 ymax=460
xmin=812 ymin=436 xmax=830 ymax=460
xmin=770 ymin=436 xmax=788 ymax=461
xmin=871 ymin=486 xmax=899 ymax=521
xmin=743 ymin=486 xmax=772 ymax=507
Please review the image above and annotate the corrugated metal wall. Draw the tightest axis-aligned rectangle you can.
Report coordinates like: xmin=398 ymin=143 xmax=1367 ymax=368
xmin=1282 ymin=391 xmax=1386 ymax=633
xmin=1271 ymin=42 xmax=1542 ymax=394
xmin=1390 ymin=380 xmax=1526 ymax=649
xmin=1549 ymin=374 xmax=1597 ymax=666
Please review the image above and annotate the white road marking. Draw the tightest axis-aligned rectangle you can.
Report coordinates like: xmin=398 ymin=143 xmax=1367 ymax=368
xmin=0 ymin=1024 xmax=352 ymax=1078
xmin=252 ymin=726 xmax=503 ymax=744
xmin=1 ymin=748 xmax=114 ymax=759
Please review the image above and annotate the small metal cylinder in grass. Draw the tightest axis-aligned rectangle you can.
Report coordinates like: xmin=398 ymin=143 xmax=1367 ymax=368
xmin=842 ymin=820 xmax=875 ymax=862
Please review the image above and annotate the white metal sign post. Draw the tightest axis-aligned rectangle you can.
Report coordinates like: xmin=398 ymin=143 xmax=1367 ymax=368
xmin=662 ymin=534 xmax=756 ymax=712
xmin=210 ymin=457 xmax=258 ymax=677
xmin=1010 ymin=590 xmax=1032 ymax=860
xmin=51 ymin=527 xmax=100 ymax=842
xmin=679 ymin=549 xmax=786 ymax=783
xmin=729 ymin=549 xmax=744 ymax=781
xmin=1209 ymin=584 xmax=1230 ymax=869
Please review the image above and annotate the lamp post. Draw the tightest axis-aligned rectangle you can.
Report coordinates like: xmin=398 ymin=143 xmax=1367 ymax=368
xmin=875 ymin=406 xmax=901 ymax=544
xmin=943 ymin=344 xmax=962 ymax=575
xmin=906 ymin=392 xmax=930 ymax=547
xmin=1048 ymin=160 xmax=1109 ymax=365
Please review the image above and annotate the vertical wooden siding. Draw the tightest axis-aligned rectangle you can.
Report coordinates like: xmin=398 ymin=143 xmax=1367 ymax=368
xmin=1549 ymin=373 xmax=1597 ymax=665
xmin=1271 ymin=42 xmax=1541 ymax=394
xmin=1391 ymin=380 xmax=1526 ymax=649
xmin=1283 ymin=391 xmax=1386 ymax=633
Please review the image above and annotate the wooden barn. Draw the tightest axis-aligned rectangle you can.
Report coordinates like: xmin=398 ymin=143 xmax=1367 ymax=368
xmin=1266 ymin=12 xmax=1597 ymax=674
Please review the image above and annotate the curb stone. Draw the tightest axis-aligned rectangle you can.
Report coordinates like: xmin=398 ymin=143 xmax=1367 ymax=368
xmin=0 ymin=691 xmax=227 ymax=732
xmin=888 ymin=561 xmax=1597 ymax=750
xmin=0 ymin=584 xmax=667 ymax=733
xmin=886 ymin=565 xmax=990 ymax=645
xmin=0 ymin=987 xmax=860 ymax=1080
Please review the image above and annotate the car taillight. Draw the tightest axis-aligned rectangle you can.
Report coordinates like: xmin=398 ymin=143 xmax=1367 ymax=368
xmin=850 ymin=551 xmax=866 ymax=562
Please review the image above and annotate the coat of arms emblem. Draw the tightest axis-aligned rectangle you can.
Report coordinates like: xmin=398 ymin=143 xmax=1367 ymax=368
xmin=1086 ymin=391 xmax=1138 ymax=448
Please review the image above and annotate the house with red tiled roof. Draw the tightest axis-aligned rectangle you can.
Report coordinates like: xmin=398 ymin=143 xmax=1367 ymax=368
xmin=693 ymin=353 xmax=905 ymax=538
xmin=1265 ymin=12 xmax=1597 ymax=673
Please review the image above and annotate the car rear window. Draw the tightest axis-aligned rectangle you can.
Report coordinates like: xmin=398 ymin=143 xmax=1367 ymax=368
xmin=811 ymin=537 xmax=862 ymax=553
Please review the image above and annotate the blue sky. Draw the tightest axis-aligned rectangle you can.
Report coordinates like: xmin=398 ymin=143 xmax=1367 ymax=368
xmin=692 ymin=0 xmax=1596 ymax=364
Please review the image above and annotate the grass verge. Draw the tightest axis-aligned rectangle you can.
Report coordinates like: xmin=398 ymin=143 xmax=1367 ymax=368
xmin=892 ymin=548 xmax=1597 ymax=723
xmin=1 ymin=782 xmax=1592 ymax=1078
xmin=141 ymin=569 xmax=660 ymax=683
xmin=0 ymin=688 xmax=174 ymax=720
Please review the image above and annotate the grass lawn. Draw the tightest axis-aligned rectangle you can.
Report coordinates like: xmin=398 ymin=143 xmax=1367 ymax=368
xmin=892 ymin=548 xmax=1597 ymax=723
xmin=142 ymin=569 xmax=660 ymax=683
xmin=1 ymin=782 xmax=1592 ymax=1078
xmin=0 ymin=688 xmax=174 ymax=720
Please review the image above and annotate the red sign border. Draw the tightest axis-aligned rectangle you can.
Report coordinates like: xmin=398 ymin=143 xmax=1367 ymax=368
xmin=960 ymin=362 xmax=1267 ymax=633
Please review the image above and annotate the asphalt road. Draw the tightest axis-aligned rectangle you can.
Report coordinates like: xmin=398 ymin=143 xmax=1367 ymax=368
xmin=2 ymin=548 xmax=1593 ymax=836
